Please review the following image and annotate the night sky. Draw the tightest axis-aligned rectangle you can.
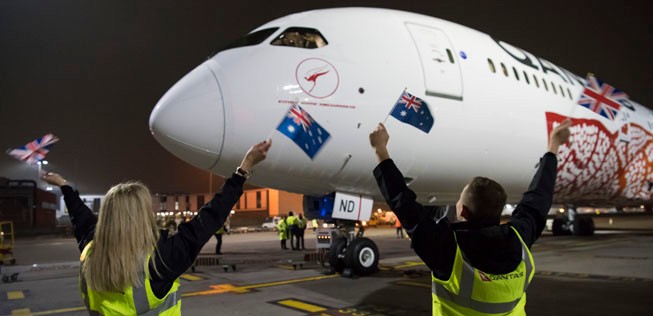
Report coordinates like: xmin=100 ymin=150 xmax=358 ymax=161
xmin=1 ymin=0 xmax=651 ymax=194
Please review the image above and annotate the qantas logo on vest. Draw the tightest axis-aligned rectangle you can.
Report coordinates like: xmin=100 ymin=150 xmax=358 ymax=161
xmin=478 ymin=271 xmax=524 ymax=282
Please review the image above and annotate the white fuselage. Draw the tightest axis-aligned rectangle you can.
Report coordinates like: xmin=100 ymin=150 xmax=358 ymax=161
xmin=149 ymin=8 xmax=653 ymax=206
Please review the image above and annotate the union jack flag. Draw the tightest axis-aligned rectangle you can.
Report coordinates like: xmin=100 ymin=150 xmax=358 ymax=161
xmin=7 ymin=134 xmax=59 ymax=165
xmin=577 ymin=75 xmax=629 ymax=120
xmin=276 ymin=104 xmax=330 ymax=159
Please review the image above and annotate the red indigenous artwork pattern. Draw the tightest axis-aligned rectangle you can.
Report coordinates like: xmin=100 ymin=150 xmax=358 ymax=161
xmin=546 ymin=112 xmax=653 ymax=205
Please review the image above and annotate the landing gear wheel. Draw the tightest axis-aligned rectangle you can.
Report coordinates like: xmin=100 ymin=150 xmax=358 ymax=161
xmin=343 ymin=237 xmax=379 ymax=276
xmin=573 ymin=217 xmax=595 ymax=236
xmin=552 ymin=218 xmax=571 ymax=236
xmin=328 ymin=237 xmax=347 ymax=273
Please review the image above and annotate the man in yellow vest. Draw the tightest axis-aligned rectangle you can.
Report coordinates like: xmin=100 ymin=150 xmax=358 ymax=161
xmin=277 ymin=216 xmax=288 ymax=250
xmin=369 ymin=119 xmax=571 ymax=315
xmin=296 ymin=214 xmax=307 ymax=250
xmin=286 ymin=211 xmax=298 ymax=250
xmin=214 ymin=214 xmax=231 ymax=255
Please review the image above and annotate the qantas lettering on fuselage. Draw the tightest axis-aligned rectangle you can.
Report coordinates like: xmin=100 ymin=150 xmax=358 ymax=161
xmin=491 ymin=36 xmax=583 ymax=86
xmin=491 ymin=37 xmax=636 ymax=111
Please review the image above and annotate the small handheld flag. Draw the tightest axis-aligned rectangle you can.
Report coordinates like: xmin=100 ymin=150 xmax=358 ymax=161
xmin=276 ymin=104 xmax=330 ymax=159
xmin=577 ymin=75 xmax=628 ymax=121
xmin=7 ymin=134 xmax=60 ymax=165
xmin=389 ymin=90 xmax=434 ymax=133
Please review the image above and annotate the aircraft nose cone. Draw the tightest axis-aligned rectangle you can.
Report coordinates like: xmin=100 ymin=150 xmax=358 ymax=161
xmin=149 ymin=63 xmax=224 ymax=169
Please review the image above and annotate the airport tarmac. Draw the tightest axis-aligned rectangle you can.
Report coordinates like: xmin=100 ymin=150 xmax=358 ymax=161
xmin=1 ymin=226 xmax=652 ymax=315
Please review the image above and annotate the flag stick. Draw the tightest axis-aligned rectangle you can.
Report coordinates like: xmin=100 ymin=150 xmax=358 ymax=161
xmin=384 ymin=87 xmax=407 ymax=125
xmin=266 ymin=129 xmax=276 ymax=142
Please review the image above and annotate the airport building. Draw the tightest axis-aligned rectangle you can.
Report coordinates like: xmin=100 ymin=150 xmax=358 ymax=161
xmin=152 ymin=188 xmax=304 ymax=227
xmin=0 ymin=177 xmax=58 ymax=235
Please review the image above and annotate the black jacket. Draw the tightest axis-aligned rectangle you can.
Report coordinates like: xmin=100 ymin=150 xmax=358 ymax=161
xmin=62 ymin=174 xmax=246 ymax=298
xmin=374 ymin=153 xmax=557 ymax=280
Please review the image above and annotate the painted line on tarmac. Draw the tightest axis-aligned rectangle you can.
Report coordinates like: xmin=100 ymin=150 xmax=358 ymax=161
xmin=392 ymin=261 xmax=426 ymax=269
xmin=179 ymin=273 xmax=204 ymax=281
xmin=536 ymin=271 xmax=653 ymax=282
xmin=8 ymin=306 xmax=87 ymax=316
xmin=7 ymin=291 xmax=25 ymax=300
xmin=3 ymin=275 xmax=340 ymax=316
xmin=10 ymin=308 xmax=31 ymax=315
xmin=1 ymin=290 xmax=29 ymax=302
xmin=269 ymin=298 xmax=329 ymax=313
xmin=276 ymin=265 xmax=297 ymax=270
xmin=182 ymin=274 xmax=340 ymax=297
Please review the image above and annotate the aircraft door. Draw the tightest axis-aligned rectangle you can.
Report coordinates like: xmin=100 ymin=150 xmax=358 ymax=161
xmin=405 ymin=23 xmax=463 ymax=101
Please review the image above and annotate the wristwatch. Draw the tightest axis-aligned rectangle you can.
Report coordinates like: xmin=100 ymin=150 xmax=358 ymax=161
xmin=235 ymin=167 xmax=251 ymax=179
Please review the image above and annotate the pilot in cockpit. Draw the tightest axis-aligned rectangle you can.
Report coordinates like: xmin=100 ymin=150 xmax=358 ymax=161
xmin=271 ymin=29 xmax=326 ymax=49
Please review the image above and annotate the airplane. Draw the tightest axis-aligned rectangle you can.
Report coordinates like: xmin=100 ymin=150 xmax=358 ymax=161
xmin=149 ymin=7 xmax=653 ymax=273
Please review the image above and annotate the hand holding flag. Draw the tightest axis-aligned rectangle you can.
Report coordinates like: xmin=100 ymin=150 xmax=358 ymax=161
xmin=7 ymin=134 xmax=60 ymax=165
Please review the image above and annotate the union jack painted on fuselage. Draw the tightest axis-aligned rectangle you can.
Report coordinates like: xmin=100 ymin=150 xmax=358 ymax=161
xmin=577 ymin=75 xmax=628 ymax=120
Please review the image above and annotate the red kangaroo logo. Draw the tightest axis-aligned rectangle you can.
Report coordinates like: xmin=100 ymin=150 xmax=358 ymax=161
xmin=304 ymin=66 xmax=330 ymax=92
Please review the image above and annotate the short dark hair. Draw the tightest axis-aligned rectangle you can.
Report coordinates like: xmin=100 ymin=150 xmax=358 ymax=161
xmin=463 ymin=177 xmax=507 ymax=219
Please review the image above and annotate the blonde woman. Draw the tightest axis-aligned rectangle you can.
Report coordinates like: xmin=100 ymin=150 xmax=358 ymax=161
xmin=43 ymin=140 xmax=271 ymax=315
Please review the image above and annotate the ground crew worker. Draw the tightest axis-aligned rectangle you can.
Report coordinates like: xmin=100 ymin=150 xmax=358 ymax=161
xmin=214 ymin=226 xmax=226 ymax=255
xmin=278 ymin=216 xmax=288 ymax=249
xmin=394 ymin=216 xmax=404 ymax=238
xmin=296 ymin=214 xmax=307 ymax=250
xmin=214 ymin=216 xmax=231 ymax=255
xmin=370 ymin=119 xmax=571 ymax=315
xmin=312 ymin=218 xmax=318 ymax=232
xmin=286 ymin=211 xmax=298 ymax=250
xmin=43 ymin=140 xmax=271 ymax=315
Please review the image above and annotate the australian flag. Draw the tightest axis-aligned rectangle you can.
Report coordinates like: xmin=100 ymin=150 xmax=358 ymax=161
xmin=7 ymin=133 xmax=60 ymax=165
xmin=390 ymin=90 xmax=434 ymax=133
xmin=577 ymin=75 xmax=628 ymax=121
xmin=276 ymin=104 xmax=330 ymax=159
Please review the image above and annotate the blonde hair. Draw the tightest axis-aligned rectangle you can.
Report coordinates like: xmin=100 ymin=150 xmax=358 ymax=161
xmin=83 ymin=182 xmax=160 ymax=292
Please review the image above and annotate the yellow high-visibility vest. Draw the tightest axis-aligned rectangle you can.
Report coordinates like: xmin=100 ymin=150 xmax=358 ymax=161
xmin=432 ymin=226 xmax=534 ymax=316
xmin=80 ymin=241 xmax=181 ymax=315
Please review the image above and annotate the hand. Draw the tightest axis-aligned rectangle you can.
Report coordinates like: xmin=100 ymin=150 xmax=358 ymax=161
xmin=549 ymin=119 xmax=572 ymax=154
xmin=369 ymin=123 xmax=390 ymax=161
xmin=239 ymin=139 xmax=272 ymax=172
xmin=42 ymin=172 xmax=67 ymax=186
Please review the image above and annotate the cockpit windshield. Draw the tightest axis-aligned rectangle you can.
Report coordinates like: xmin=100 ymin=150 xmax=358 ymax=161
xmin=270 ymin=27 xmax=328 ymax=49
xmin=221 ymin=27 xmax=279 ymax=51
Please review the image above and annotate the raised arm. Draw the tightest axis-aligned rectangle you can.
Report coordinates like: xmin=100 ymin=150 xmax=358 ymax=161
xmin=152 ymin=139 xmax=271 ymax=281
xmin=43 ymin=172 xmax=97 ymax=252
xmin=510 ymin=119 xmax=572 ymax=246
xmin=370 ymin=123 xmax=425 ymax=229
xmin=370 ymin=123 xmax=456 ymax=277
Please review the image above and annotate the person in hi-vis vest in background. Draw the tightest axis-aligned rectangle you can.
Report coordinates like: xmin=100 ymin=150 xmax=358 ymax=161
xmin=214 ymin=214 xmax=231 ymax=255
xmin=43 ymin=140 xmax=271 ymax=315
xmin=370 ymin=119 xmax=571 ymax=316
xmin=277 ymin=216 xmax=288 ymax=250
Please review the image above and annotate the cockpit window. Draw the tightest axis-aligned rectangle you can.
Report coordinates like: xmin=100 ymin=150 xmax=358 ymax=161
xmin=270 ymin=27 xmax=328 ymax=49
xmin=221 ymin=27 xmax=279 ymax=51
